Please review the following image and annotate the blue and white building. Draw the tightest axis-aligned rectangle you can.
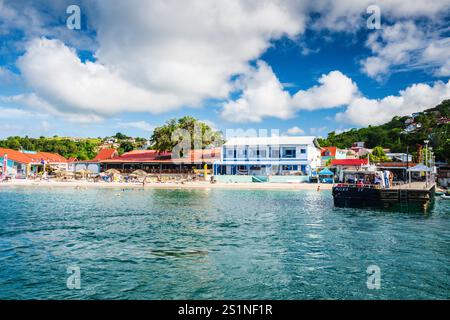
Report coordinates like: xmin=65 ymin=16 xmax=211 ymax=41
xmin=213 ymin=136 xmax=322 ymax=176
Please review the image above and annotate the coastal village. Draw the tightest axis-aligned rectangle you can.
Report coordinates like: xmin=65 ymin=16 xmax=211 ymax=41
xmin=1 ymin=134 xmax=448 ymax=189
xmin=2 ymin=100 xmax=449 ymax=190
xmin=1 ymin=103 xmax=449 ymax=212
xmin=1 ymin=1 xmax=450 ymax=302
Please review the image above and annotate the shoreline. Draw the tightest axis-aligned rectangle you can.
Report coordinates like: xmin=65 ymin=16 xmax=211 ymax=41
xmin=0 ymin=179 xmax=333 ymax=191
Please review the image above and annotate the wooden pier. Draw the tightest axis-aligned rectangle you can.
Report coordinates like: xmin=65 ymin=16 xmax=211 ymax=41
xmin=332 ymin=182 xmax=436 ymax=212
xmin=382 ymin=182 xmax=436 ymax=211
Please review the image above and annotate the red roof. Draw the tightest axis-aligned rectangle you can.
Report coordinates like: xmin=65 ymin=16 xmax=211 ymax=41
xmin=321 ymin=147 xmax=337 ymax=157
xmin=0 ymin=148 xmax=33 ymax=164
xmin=0 ymin=148 xmax=67 ymax=164
xmin=331 ymin=158 xmax=369 ymax=166
xmin=94 ymin=148 xmax=118 ymax=161
xmin=34 ymin=151 xmax=67 ymax=163
xmin=101 ymin=148 xmax=221 ymax=164
xmin=377 ymin=162 xmax=417 ymax=168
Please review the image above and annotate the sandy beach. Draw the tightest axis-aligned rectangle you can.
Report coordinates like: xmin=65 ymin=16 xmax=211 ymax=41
xmin=0 ymin=179 xmax=333 ymax=191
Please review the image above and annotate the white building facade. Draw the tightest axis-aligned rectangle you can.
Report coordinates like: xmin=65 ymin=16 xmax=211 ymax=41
xmin=213 ymin=136 xmax=321 ymax=176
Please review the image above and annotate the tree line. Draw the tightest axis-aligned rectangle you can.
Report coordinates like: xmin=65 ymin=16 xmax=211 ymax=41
xmin=0 ymin=117 xmax=223 ymax=160
xmin=318 ymin=100 xmax=450 ymax=163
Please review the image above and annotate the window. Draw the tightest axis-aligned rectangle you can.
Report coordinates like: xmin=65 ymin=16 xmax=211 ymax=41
xmin=300 ymin=149 xmax=306 ymax=154
xmin=226 ymin=148 xmax=234 ymax=158
xmin=259 ymin=148 xmax=267 ymax=158
xmin=282 ymin=148 xmax=296 ymax=158
xmin=237 ymin=148 xmax=246 ymax=158
xmin=248 ymin=147 xmax=258 ymax=158
xmin=271 ymin=148 xmax=280 ymax=158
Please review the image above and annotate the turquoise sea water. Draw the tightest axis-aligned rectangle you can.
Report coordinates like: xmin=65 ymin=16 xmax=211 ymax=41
xmin=0 ymin=186 xmax=449 ymax=300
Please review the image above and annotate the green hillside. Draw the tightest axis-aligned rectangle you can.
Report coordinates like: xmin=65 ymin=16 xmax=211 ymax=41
xmin=318 ymin=100 xmax=450 ymax=163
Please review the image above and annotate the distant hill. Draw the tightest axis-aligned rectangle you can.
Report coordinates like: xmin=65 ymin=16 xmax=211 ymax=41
xmin=318 ymin=100 xmax=450 ymax=163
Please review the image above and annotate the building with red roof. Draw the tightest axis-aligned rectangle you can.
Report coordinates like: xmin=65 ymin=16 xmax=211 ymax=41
xmin=331 ymin=158 xmax=369 ymax=167
xmin=0 ymin=148 xmax=68 ymax=178
xmin=93 ymin=148 xmax=119 ymax=161
xmin=99 ymin=148 xmax=221 ymax=173
xmin=321 ymin=147 xmax=347 ymax=166
xmin=329 ymin=158 xmax=370 ymax=176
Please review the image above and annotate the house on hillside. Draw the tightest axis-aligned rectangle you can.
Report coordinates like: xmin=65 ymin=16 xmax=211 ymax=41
xmin=349 ymin=142 xmax=372 ymax=157
xmin=344 ymin=149 xmax=358 ymax=159
xmin=437 ymin=117 xmax=450 ymax=125
xmin=402 ymin=121 xmax=423 ymax=134
xmin=404 ymin=117 xmax=414 ymax=125
xmin=321 ymin=147 xmax=347 ymax=166
xmin=386 ymin=153 xmax=412 ymax=163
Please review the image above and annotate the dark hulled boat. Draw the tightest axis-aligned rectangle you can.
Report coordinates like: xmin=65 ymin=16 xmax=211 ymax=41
xmin=332 ymin=169 xmax=436 ymax=212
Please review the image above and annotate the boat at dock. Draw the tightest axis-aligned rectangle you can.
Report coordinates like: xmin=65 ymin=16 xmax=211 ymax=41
xmin=332 ymin=168 xmax=436 ymax=212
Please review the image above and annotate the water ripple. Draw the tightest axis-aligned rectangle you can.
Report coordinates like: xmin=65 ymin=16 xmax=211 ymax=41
xmin=0 ymin=187 xmax=449 ymax=299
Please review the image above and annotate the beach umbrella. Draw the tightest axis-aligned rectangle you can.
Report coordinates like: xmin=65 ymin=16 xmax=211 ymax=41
xmin=407 ymin=164 xmax=431 ymax=172
xmin=77 ymin=169 xmax=92 ymax=174
xmin=105 ymin=169 xmax=121 ymax=175
xmin=318 ymin=168 xmax=334 ymax=175
xmin=76 ymin=169 xmax=93 ymax=179
xmin=132 ymin=169 xmax=147 ymax=176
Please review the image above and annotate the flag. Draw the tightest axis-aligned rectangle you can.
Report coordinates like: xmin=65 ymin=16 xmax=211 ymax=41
xmin=2 ymin=154 xmax=7 ymax=178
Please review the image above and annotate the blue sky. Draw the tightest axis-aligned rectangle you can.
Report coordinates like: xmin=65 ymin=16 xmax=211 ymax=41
xmin=0 ymin=0 xmax=449 ymax=139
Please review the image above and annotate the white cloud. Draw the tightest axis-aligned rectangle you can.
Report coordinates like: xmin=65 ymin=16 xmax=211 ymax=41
xmin=336 ymin=79 xmax=450 ymax=126
xmin=0 ymin=0 xmax=95 ymax=50
xmin=200 ymin=119 xmax=219 ymax=132
xmin=292 ymin=71 xmax=359 ymax=110
xmin=220 ymin=60 xmax=294 ymax=122
xmin=309 ymin=126 xmax=328 ymax=134
xmin=286 ymin=126 xmax=305 ymax=135
xmin=221 ymin=68 xmax=359 ymax=122
xmin=309 ymin=0 xmax=450 ymax=32
xmin=2 ymin=0 xmax=449 ymax=128
xmin=18 ymin=38 xmax=185 ymax=119
xmin=0 ymin=107 xmax=29 ymax=119
xmin=117 ymin=121 xmax=155 ymax=132
xmin=361 ymin=21 xmax=450 ymax=79
xmin=13 ymin=1 xmax=305 ymax=121
xmin=221 ymin=63 xmax=450 ymax=126
xmin=422 ymin=38 xmax=450 ymax=77
xmin=0 ymin=67 xmax=19 ymax=84
xmin=2 ymin=92 xmax=104 ymax=123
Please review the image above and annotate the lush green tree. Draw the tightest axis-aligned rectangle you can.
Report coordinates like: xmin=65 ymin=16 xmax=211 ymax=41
xmin=150 ymin=116 xmax=223 ymax=152
xmin=118 ymin=141 xmax=134 ymax=155
xmin=0 ymin=136 xmax=101 ymax=160
xmin=318 ymin=99 xmax=450 ymax=163
xmin=114 ymin=132 xmax=130 ymax=140
xmin=369 ymin=146 xmax=390 ymax=163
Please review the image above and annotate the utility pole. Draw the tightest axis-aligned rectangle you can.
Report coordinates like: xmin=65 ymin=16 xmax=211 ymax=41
xmin=405 ymin=145 xmax=409 ymax=184
xmin=424 ymin=140 xmax=429 ymax=187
